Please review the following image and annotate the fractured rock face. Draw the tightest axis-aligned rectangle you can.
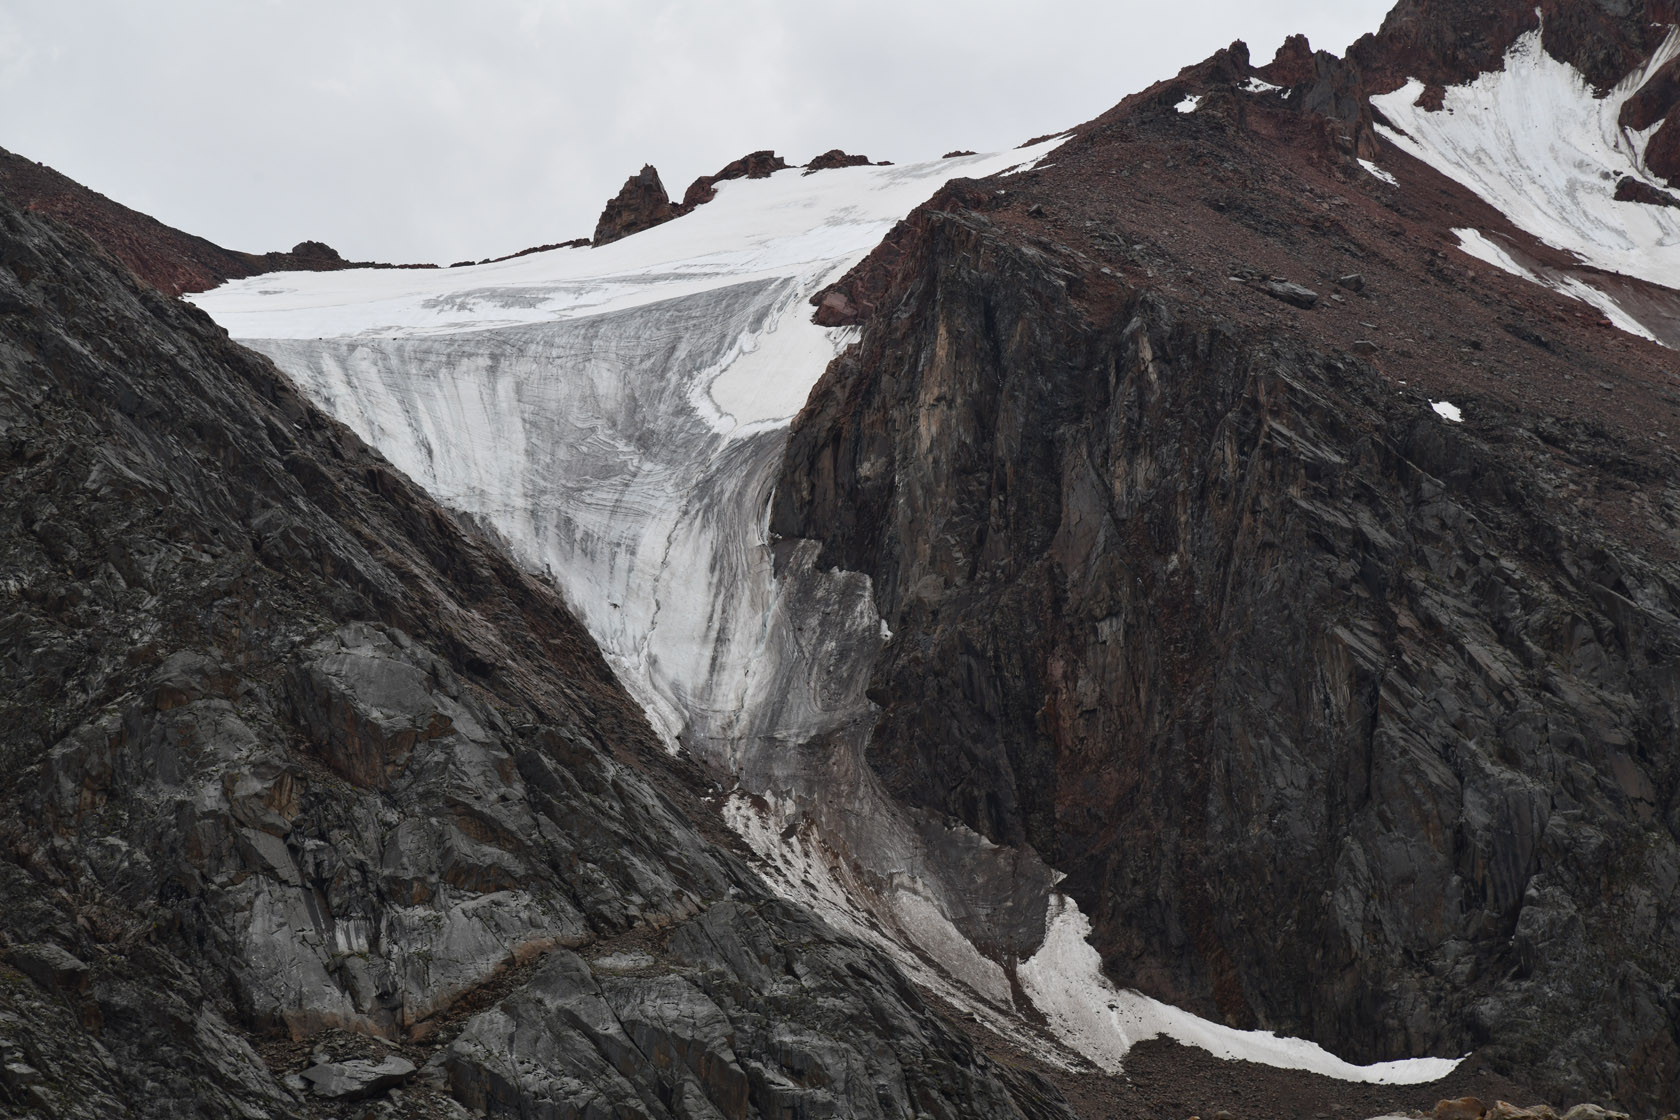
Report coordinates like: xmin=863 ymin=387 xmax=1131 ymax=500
xmin=773 ymin=99 xmax=1680 ymax=1109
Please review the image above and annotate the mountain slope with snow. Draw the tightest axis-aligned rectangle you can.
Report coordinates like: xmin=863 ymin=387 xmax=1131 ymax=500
xmin=1373 ymin=23 xmax=1680 ymax=341
xmin=192 ymin=143 xmax=1466 ymax=1089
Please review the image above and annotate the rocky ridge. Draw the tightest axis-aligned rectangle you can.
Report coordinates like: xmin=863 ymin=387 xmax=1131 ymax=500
xmin=0 ymin=193 xmax=1072 ymax=1119
xmin=592 ymin=148 xmax=887 ymax=246
xmin=0 ymin=146 xmax=438 ymax=296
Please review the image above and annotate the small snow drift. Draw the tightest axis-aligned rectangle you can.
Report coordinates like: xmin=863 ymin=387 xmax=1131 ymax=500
xmin=1453 ymin=228 xmax=1660 ymax=341
xmin=1019 ymin=898 xmax=1463 ymax=1084
xmin=1359 ymin=158 xmax=1398 ymax=186
xmin=1431 ymin=399 xmax=1464 ymax=423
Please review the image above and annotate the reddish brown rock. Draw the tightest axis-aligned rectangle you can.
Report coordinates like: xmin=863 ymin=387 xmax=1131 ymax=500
xmin=1646 ymin=108 xmax=1680 ymax=187
xmin=679 ymin=151 xmax=790 ymax=210
xmin=591 ymin=164 xmax=678 ymax=246
xmin=803 ymin=149 xmax=873 ymax=173
xmin=1413 ymin=82 xmax=1448 ymax=110
xmin=1257 ymin=33 xmax=1319 ymax=86
xmin=1436 ymin=1101 xmax=1488 ymax=1120
xmin=1620 ymin=56 xmax=1680 ymax=130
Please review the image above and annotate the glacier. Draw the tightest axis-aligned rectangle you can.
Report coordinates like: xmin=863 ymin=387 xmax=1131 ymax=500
xmin=191 ymin=144 xmax=1459 ymax=1083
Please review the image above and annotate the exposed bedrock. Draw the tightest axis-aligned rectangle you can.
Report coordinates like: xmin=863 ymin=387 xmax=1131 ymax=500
xmin=0 ymin=197 xmax=1070 ymax=1118
xmin=1345 ymin=0 xmax=1680 ymax=94
xmin=772 ymin=202 xmax=1680 ymax=1110
xmin=592 ymin=164 xmax=680 ymax=246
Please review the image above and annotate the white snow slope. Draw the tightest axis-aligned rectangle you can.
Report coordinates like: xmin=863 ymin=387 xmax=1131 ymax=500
xmin=192 ymin=144 xmax=1456 ymax=1083
xmin=1373 ymin=23 xmax=1680 ymax=338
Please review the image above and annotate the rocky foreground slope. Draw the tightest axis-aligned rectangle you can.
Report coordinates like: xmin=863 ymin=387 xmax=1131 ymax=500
xmin=0 ymin=195 xmax=1073 ymax=1118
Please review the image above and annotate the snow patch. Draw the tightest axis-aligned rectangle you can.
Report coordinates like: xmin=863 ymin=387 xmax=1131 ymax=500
xmin=1431 ymin=400 xmax=1464 ymax=423
xmin=1372 ymin=24 xmax=1680 ymax=292
xmin=1358 ymin=158 xmax=1399 ymax=186
xmin=1453 ymin=227 xmax=1659 ymax=340
xmin=1241 ymin=77 xmax=1282 ymax=94
xmin=1176 ymin=95 xmax=1202 ymax=114
xmin=1000 ymin=136 xmax=1071 ymax=177
xmin=1018 ymin=896 xmax=1464 ymax=1083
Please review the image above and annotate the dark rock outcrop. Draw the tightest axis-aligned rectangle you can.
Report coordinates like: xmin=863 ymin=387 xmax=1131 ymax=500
xmin=679 ymin=151 xmax=790 ymax=210
xmin=0 ymin=194 xmax=1072 ymax=1118
xmin=1614 ymin=175 xmax=1680 ymax=207
xmin=591 ymin=163 xmax=679 ymax=246
xmin=804 ymin=149 xmax=873 ymax=173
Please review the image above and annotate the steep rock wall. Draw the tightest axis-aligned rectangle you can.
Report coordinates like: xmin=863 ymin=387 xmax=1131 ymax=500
xmin=772 ymin=200 xmax=1680 ymax=1110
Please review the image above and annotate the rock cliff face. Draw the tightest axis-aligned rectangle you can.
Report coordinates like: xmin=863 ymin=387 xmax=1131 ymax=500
xmin=773 ymin=13 xmax=1680 ymax=1113
xmin=0 ymin=197 xmax=1070 ymax=1118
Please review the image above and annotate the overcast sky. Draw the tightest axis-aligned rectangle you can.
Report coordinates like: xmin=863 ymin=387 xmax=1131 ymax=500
xmin=0 ymin=1 xmax=1393 ymax=264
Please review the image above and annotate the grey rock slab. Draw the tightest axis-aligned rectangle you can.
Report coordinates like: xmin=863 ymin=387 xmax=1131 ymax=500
xmin=301 ymin=1054 xmax=416 ymax=1100
xmin=9 ymin=942 xmax=90 ymax=994
xmin=1260 ymin=278 xmax=1321 ymax=308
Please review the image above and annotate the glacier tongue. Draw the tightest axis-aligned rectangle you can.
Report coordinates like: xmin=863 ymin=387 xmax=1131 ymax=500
xmin=194 ymin=146 xmax=1065 ymax=752
xmin=192 ymin=139 xmax=1459 ymax=1083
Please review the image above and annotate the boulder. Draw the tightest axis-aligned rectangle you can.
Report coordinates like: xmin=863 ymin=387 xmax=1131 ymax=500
xmin=1562 ymin=1107 xmax=1631 ymax=1120
xmin=1613 ymin=175 xmax=1680 ymax=207
xmin=300 ymin=1055 xmax=416 ymax=1101
xmin=680 ymin=150 xmax=790 ymax=209
xmin=10 ymin=942 xmax=90 ymax=995
xmin=804 ymin=149 xmax=873 ymax=173
xmin=1260 ymin=278 xmax=1320 ymax=308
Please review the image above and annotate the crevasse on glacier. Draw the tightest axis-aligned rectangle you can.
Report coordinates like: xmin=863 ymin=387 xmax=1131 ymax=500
xmin=192 ymin=144 xmax=1458 ymax=1083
